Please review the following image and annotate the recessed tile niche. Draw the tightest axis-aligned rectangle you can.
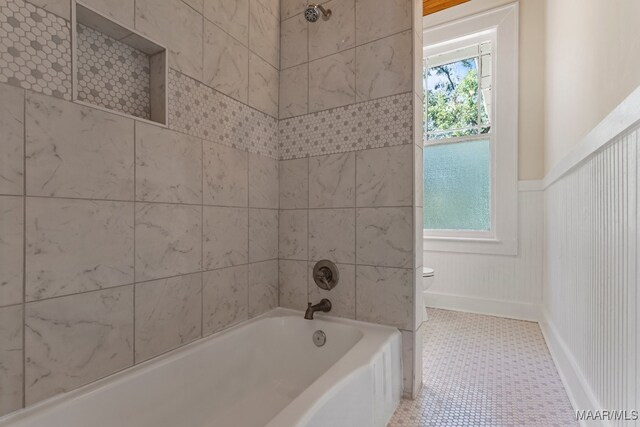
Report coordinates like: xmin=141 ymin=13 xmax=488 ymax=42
xmin=72 ymin=1 xmax=167 ymax=124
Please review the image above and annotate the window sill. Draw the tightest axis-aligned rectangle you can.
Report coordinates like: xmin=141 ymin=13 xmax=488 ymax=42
xmin=423 ymin=235 xmax=517 ymax=256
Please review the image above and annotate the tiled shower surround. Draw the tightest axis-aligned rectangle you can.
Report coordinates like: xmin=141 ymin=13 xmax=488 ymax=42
xmin=0 ymin=0 xmax=423 ymax=417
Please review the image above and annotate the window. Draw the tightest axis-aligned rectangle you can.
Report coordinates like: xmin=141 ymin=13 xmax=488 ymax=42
xmin=422 ymin=4 xmax=518 ymax=255
xmin=424 ymin=39 xmax=492 ymax=232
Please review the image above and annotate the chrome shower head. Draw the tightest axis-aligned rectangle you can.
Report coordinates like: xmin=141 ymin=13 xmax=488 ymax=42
xmin=304 ymin=3 xmax=331 ymax=22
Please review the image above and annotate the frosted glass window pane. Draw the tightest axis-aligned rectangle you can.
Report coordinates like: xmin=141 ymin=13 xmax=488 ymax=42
xmin=424 ymin=140 xmax=490 ymax=231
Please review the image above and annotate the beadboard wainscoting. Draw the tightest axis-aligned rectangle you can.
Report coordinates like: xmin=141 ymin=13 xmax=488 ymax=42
xmin=542 ymin=124 xmax=639 ymax=426
xmin=423 ymin=187 xmax=544 ymax=321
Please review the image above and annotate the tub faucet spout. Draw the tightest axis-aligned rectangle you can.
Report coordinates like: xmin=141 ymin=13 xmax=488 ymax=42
xmin=304 ymin=299 xmax=332 ymax=319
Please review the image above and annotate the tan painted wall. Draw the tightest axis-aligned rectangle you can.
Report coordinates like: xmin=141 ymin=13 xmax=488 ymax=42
xmin=544 ymin=0 xmax=640 ymax=173
xmin=423 ymin=0 xmax=546 ymax=180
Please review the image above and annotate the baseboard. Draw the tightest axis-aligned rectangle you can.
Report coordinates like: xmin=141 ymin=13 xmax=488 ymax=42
xmin=539 ymin=310 xmax=607 ymax=427
xmin=424 ymin=291 xmax=541 ymax=322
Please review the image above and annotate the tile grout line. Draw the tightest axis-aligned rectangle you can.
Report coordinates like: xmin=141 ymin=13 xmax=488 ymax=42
xmin=354 ymin=149 xmax=358 ymax=320
xmin=306 ymin=157 xmax=310 ymax=305
xmin=275 ymin=0 xmax=280 ymax=320
xmin=17 ymin=261 xmax=279 ymax=307
xmin=246 ymin=150 xmax=250 ymax=317
xmin=353 ymin=0 xmax=358 ymax=107
xmin=247 ymin=0 xmax=251 ymax=113
xmin=21 ymin=86 xmax=27 ymax=410
xmin=14 ymin=193 xmax=281 ymax=210
xmin=279 ymin=90 xmax=412 ymax=122
xmin=305 ymin=6 xmax=310 ymax=117
xmin=280 ymin=10 xmax=411 ymax=69
xmin=132 ymin=121 xmax=136 ymax=365
xmin=200 ymin=120 xmax=204 ymax=340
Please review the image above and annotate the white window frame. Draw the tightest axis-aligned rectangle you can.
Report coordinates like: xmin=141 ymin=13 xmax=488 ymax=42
xmin=422 ymin=3 xmax=518 ymax=256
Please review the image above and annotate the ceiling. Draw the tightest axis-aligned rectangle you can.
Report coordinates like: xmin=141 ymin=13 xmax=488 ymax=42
xmin=423 ymin=0 xmax=470 ymax=16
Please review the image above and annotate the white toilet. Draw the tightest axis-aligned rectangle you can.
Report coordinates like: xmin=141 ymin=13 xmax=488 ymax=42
xmin=422 ymin=267 xmax=435 ymax=320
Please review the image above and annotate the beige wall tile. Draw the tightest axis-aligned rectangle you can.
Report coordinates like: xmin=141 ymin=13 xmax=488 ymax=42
xmin=280 ymin=15 xmax=307 ymax=69
xmin=135 ymin=0 xmax=203 ymax=80
xmin=248 ymin=53 xmax=279 ymax=118
xmin=26 ymin=198 xmax=134 ymax=301
xmin=182 ymin=0 xmax=203 ymax=13
xmin=308 ymin=0 xmax=355 ymax=61
xmin=281 ymin=0 xmax=307 ymax=21
xmin=249 ymin=259 xmax=277 ymax=317
xmin=204 ymin=142 xmax=248 ymax=207
xmin=203 ymin=0 xmax=249 ymax=46
xmin=135 ymin=273 xmax=202 ymax=362
xmin=309 ymin=152 xmax=355 ymax=208
xmin=249 ymin=153 xmax=279 ymax=209
xmin=279 ymin=209 xmax=307 ymax=260
xmin=25 ymin=93 xmax=134 ymax=200
xmin=279 ymin=64 xmax=308 ymax=119
xmin=309 ymin=208 xmax=355 ymax=264
xmin=309 ymin=49 xmax=356 ymax=112
xmin=0 ymin=84 xmax=24 ymax=196
xmin=356 ymin=207 xmax=412 ymax=268
xmin=135 ymin=203 xmax=201 ymax=281
xmin=355 ymin=0 xmax=411 ymax=44
xmin=414 ymin=207 xmax=423 ymax=270
xmin=203 ymin=206 xmax=248 ymax=269
xmin=356 ymin=265 xmax=412 ymax=328
xmin=279 ymin=158 xmax=308 ymax=209
xmin=249 ymin=1 xmax=280 ymax=68
xmin=82 ymin=0 xmax=135 ymax=27
xmin=249 ymin=209 xmax=278 ymax=262
xmin=203 ymin=265 xmax=248 ymax=335
xmin=279 ymin=260 xmax=307 ymax=311
xmin=414 ymin=144 xmax=423 ymax=207
xmin=356 ymin=145 xmax=413 ymax=207
xmin=0 ymin=196 xmax=23 ymax=307
xmin=136 ymin=123 xmax=202 ymax=204
xmin=203 ymin=20 xmax=249 ymax=103
xmin=356 ymin=30 xmax=413 ymax=102
xmin=25 ymin=287 xmax=134 ymax=405
xmin=256 ymin=0 xmax=279 ymax=18
xmin=0 ymin=305 xmax=23 ymax=416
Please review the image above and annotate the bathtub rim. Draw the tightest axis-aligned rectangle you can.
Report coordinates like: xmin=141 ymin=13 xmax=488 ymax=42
xmin=266 ymin=310 xmax=403 ymax=427
xmin=0 ymin=308 xmax=401 ymax=427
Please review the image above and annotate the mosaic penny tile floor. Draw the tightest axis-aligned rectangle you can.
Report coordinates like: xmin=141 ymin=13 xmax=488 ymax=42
xmin=388 ymin=309 xmax=578 ymax=427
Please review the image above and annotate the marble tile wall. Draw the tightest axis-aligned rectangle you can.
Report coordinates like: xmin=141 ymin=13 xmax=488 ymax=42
xmin=0 ymin=0 xmax=281 ymax=129
xmin=0 ymin=82 xmax=280 ymax=414
xmin=278 ymin=144 xmax=415 ymax=329
xmin=277 ymin=0 xmax=422 ymax=399
xmin=0 ymin=0 xmax=425 ymax=416
xmin=0 ymin=0 xmax=281 ymax=415
xmin=279 ymin=0 xmax=413 ymax=120
xmin=407 ymin=0 xmax=424 ymax=398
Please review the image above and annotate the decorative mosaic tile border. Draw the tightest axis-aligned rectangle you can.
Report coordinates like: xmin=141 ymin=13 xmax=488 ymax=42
xmin=76 ymin=24 xmax=151 ymax=119
xmin=168 ymin=69 xmax=279 ymax=159
xmin=278 ymin=93 xmax=414 ymax=160
xmin=0 ymin=0 xmax=71 ymax=99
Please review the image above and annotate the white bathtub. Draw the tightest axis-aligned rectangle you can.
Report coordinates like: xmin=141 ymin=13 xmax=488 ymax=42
xmin=0 ymin=308 xmax=402 ymax=427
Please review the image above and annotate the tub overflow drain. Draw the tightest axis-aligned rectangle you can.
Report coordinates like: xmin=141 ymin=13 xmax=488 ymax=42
xmin=313 ymin=330 xmax=326 ymax=347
